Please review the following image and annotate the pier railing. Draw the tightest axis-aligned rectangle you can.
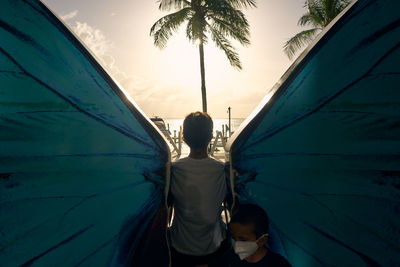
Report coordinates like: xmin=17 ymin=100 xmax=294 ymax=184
xmin=164 ymin=124 xmax=231 ymax=160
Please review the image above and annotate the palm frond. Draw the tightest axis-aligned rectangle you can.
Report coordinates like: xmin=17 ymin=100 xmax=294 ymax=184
xmin=308 ymin=0 xmax=327 ymax=27
xmin=298 ymin=13 xmax=311 ymax=26
xmin=337 ymin=0 xmax=352 ymax=12
xmin=207 ymin=3 xmax=250 ymax=30
xmin=324 ymin=0 xmax=341 ymax=24
xmin=185 ymin=16 xmax=195 ymax=41
xmin=207 ymin=22 xmax=242 ymax=70
xmin=223 ymin=0 xmax=257 ymax=9
xmin=285 ymin=0 xmax=351 ymax=59
xmin=186 ymin=14 xmax=208 ymax=44
xmin=309 ymin=0 xmax=351 ymax=26
xmin=297 ymin=12 xmax=321 ymax=28
xmin=283 ymin=28 xmax=320 ymax=59
xmin=210 ymin=17 xmax=250 ymax=46
xmin=150 ymin=7 xmax=192 ymax=48
xmin=158 ymin=0 xmax=191 ymax=11
xmin=334 ymin=0 xmax=352 ymax=18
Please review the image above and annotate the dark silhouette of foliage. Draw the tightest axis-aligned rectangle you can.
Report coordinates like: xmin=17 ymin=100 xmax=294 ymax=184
xmin=150 ymin=0 xmax=256 ymax=112
xmin=284 ymin=0 xmax=351 ymax=60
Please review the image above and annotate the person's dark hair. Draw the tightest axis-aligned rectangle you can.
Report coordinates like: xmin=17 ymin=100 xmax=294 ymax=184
xmin=230 ymin=203 xmax=269 ymax=238
xmin=183 ymin=112 xmax=213 ymax=148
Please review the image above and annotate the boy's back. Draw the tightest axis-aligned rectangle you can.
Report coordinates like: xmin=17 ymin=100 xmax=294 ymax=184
xmin=171 ymin=156 xmax=227 ymax=256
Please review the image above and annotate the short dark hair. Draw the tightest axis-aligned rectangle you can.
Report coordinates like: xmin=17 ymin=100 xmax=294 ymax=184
xmin=230 ymin=203 xmax=269 ymax=238
xmin=183 ymin=112 xmax=213 ymax=148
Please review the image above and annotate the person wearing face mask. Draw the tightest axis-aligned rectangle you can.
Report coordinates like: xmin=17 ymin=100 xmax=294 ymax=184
xmin=210 ymin=203 xmax=290 ymax=267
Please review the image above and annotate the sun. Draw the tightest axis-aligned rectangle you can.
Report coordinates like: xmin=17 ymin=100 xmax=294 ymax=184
xmin=157 ymin=29 xmax=232 ymax=95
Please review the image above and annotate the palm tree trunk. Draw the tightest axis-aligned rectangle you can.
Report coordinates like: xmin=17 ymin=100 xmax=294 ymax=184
xmin=198 ymin=41 xmax=207 ymax=112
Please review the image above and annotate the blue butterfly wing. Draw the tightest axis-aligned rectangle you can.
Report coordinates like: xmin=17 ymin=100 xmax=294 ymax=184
xmin=0 ymin=0 xmax=168 ymax=266
xmin=228 ymin=0 xmax=400 ymax=266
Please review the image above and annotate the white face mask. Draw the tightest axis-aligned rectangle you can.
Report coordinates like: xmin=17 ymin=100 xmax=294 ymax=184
xmin=232 ymin=234 xmax=268 ymax=260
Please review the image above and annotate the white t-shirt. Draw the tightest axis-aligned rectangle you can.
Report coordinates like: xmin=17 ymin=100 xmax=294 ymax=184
xmin=170 ymin=156 xmax=227 ymax=256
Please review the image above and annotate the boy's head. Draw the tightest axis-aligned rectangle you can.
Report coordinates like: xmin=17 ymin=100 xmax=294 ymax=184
xmin=230 ymin=204 xmax=269 ymax=259
xmin=183 ymin=112 xmax=213 ymax=149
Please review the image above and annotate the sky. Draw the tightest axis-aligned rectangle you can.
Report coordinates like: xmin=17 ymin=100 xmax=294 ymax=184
xmin=42 ymin=0 xmax=308 ymax=119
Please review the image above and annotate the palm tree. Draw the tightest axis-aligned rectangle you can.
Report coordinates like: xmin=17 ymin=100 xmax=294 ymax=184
xmin=284 ymin=0 xmax=351 ymax=60
xmin=150 ymin=0 xmax=256 ymax=112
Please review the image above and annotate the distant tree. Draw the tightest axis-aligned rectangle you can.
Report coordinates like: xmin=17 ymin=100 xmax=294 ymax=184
xmin=284 ymin=0 xmax=351 ymax=60
xmin=150 ymin=0 xmax=256 ymax=112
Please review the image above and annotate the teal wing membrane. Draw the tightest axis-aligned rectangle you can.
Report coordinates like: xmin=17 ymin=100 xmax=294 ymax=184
xmin=228 ymin=0 xmax=400 ymax=266
xmin=0 ymin=0 xmax=169 ymax=266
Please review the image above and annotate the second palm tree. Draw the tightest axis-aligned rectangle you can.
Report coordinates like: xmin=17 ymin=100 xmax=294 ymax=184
xmin=284 ymin=0 xmax=351 ymax=60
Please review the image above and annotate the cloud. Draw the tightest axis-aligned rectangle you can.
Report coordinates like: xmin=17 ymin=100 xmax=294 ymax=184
xmin=65 ymin=19 xmax=193 ymax=118
xmin=61 ymin=17 xmax=262 ymax=118
xmin=61 ymin=10 xmax=78 ymax=21
xmin=72 ymin=22 xmax=112 ymax=59
xmin=69 ymin=21 xmax=129 ymax=82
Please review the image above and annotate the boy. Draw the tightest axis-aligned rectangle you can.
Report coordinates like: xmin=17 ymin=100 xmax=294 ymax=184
xmin=228 ymin=203 xmax=291 ymax=266
xmin=170 ymin=112 xmax=228 ymax=267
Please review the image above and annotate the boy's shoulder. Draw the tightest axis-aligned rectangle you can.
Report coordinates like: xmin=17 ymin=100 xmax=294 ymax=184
xmin=171 ymin=157 xmax=193 ymax=168
xmin=172 ymin=156 xmax=225 ymax=168
xmin=207 ymin=156 xmax=225 ymax=166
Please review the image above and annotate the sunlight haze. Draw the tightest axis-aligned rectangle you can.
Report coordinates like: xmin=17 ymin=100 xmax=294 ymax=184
xmin=43 ymin=0 xmax=307 ymax=119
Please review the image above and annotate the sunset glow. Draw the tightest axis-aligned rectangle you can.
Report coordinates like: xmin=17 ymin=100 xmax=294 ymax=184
xmin=44 ymin=0 xmax=307 ymax=118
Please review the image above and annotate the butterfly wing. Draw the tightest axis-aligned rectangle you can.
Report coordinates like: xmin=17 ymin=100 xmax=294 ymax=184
xmin=228 ymin=0 xmax=400 ymax=266
xmin=0 ymin=0 xmax=169 ymax=266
